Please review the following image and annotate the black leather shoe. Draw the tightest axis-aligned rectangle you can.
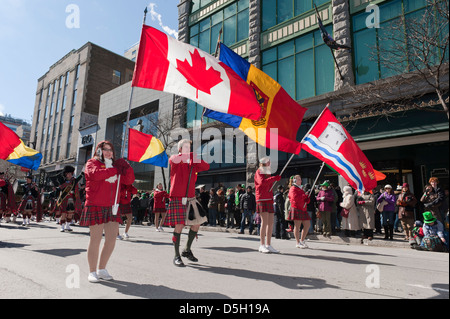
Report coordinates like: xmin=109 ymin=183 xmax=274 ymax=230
xmin=181 ymin=250 xmax=198 ymax=262
xmin=173 ymin=256 xmax=185 ymax=267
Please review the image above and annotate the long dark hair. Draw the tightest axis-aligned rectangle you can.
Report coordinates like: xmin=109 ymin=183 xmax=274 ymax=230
xmin=93 ymin=141 xmax=116 ymax=162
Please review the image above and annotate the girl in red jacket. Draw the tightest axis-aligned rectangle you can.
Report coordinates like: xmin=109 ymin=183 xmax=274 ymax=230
xmin=254 ymin=157 xmax=281 ymax=254
xmin=288 ymin=175 xmax=311 ymax=249
xmin=119 ymin=178 xmax=138 ymax=239
xmin=153 ymin=183 xmax=169 ymax=232
xmin=167 ymin=139 xmax=210 ymax=267
xmin=80 ymin=141 xmax=134 ymax=283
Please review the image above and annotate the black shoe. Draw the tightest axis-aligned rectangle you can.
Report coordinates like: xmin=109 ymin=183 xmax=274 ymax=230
xmin=173 ymin=256 xmax=185 ymax=267
xmin=181 ymin=250 xmax=198 ymax=262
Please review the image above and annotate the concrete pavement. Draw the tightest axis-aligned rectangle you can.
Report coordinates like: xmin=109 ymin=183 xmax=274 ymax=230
xmin=1 ymin=219 xmax=448 ymax=300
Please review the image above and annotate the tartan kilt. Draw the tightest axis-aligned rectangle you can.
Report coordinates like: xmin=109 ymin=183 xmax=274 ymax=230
xmin=79 ymin=206 xmax=123 ymax=227
xmin=167 ymin=198 xmax=186 ymax=226
xmin=287 ymin=208 xmax=311 ymax=221
xmin=256 ymin=200 xmax=274 ymax=214
xmin=119 ymin=203 xmax=132 ymax=216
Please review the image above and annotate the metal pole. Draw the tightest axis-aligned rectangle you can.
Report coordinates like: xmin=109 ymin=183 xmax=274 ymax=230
xmin=269 ymin=153 xmax=295 ymax=192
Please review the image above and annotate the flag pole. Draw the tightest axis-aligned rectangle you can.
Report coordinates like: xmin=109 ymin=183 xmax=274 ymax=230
xmin=269 ymin=153 xmax=295 ymax=192
xmin=113 ymin=7 xmax=148 ymax=215
xmin=303 ymin=161 xmax=326 ymax=209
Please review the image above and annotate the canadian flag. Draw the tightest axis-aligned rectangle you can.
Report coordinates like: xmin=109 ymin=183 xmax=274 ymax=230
xmin=132 ymin=25 xmax=262 ymax=121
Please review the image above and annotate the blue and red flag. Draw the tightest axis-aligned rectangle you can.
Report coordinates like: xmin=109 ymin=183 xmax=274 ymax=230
xmin=0 ymin=122 xmax=42 ymax=170
xmin=301 ymin=107 xmax=377 ymax=193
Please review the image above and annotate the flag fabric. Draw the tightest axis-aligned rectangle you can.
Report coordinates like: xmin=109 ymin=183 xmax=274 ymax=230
xmin=301 ymin=107 xmax=377 ymax=193
xmin=127 ymin=128 xmax=168 ymax=168
xmin=132 ymin=25 xmax=262 ymax=121
xmin=0 ymin=122 xmax=42 ymax=170
xmin=204 ymin=43 xmax=307 ymax=155
xmin=315 ymin=6 xmax=351 ymax=51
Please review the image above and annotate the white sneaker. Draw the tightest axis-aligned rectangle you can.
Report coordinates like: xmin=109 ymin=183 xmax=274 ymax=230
xmin=88 ymin=272 xmax=99 ymax=283
xmin=97 ymin=269 xmax=113 ymax=281
xmin=158 ymin=226 xmax=164 ymax=232
xmin=116 ymin=235 xmax=123 ymax=240
xmin=123 ymin=233 xmax=129 ymax=239
xmin=297 ymin=241 xmax=308 ymax=249
xmin=65 ymin=223 xmax=72 ymax=232
xmin=155 ymin=227 xmax=160 ymax=232
xmin=259 ymin=245 xmax=270 ymax=253
xmin=266 ymin=245 xmax=280 ymax=254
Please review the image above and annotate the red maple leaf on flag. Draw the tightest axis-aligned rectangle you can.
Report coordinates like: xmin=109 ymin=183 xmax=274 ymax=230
xmin=176 ymin=49 xmax=223 ymax=99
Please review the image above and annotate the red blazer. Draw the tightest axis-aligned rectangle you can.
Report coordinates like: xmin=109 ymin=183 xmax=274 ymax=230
xmin=254 ymin=169 xmax=280 ymax=202
xmin=120 ymin=184 xmax=138 ymax=205
xmin=84 ymin=158 xmax=134 ymax=207
xmin=153 ymin=189 xmax=169 ymax=209
xmin=169 ymin=152 xmax=210 ymax=198
xmin=289 ymin=184 xmax=310 ymax=211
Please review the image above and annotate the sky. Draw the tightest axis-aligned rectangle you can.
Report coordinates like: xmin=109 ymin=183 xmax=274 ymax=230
xmin=0 ymin=0 xmax=180 ymax=123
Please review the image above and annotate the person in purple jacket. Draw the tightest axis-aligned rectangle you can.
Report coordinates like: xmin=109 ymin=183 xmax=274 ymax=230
xmin=377 ymin=184 xmax=397 ymax=240
xmin=316 ymin=181 xmax=335 ymax=238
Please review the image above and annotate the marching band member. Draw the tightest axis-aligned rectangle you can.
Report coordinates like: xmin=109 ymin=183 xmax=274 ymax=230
xmin=17 ymin=174 xmax=41 ymax=227
xmin=80 ymin=140 xmax=133 ymax=283
xmin=118 ymin=167 xmax=137 ymax=239
xmin=255 ymin=157 xmax=281 ymax=254
xmin=0 ymin=171 xmax=17 ymax=223
xmin=153 ymin=183 xmax=169 ymax=232
xmin=56 ymin=166 xmax=82 ymax=232
xmin=167 ymin=139 xmax=210 ymax=267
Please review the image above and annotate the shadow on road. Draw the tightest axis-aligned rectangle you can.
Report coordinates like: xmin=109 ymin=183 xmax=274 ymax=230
xmin=99 ymin=279 xmax=230 ymax=299
xmin=188 ymin=264 xmax=339 ymax=291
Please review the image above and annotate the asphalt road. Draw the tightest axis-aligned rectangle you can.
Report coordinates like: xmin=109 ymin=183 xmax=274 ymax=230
xmin=0 ymin=220 xmax=448 ymax=300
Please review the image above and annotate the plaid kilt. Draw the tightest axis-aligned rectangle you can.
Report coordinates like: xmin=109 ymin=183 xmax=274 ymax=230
xmin=119 ymin=203 xmax=132 ymax=216
xmin=79 ymin=206 xmax=123 ymax=227
xmin=256 ymin=200 xmax=274 ymax=214
xmin=167 ymin=197 xmax=186 ymax=226
xmin=287 ymin=208 xmax=311 ymax=221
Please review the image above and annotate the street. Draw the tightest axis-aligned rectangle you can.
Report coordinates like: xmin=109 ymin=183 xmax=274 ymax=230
xmin=1 ymin=220 xmax=448 ymax=300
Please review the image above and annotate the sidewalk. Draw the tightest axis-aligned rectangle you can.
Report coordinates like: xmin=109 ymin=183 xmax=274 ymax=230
xmin=196 ymin=224 xmax=411 ymax=249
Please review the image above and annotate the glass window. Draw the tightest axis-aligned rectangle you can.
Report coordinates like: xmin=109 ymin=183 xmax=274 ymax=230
xmin=278 ymin=56 xmax=295 ymax=98
xmin=315 ymin=44 xmax=334 ymax=95
xmin=262 ymin=62 xmax=277 ymax=81
xmin=294 ymin=0 xmax=311 ymax=17
xmin=296 ymin=50 xmax=314 ymax=99
xmin=224 ymin=3 xmax=237 ymax=19
xmin=278 ymin=0 xmax=293 ymax=24
xmin=211 ymin=23 xmax=223 ymax=54
xmin=190 ymin=23 xmax=199 ymax=36
xmin=211 ymin=11 xmax=223 ymax=26
xmin=262 ymin=47 xmax=277 ymax=64
xmin=238 ymin=0 xmax=249 ymax=12
xmin=237 ymin=9 xmax=249 ymax=42
xmin=200 ymin=18 xmax=210 ymax=32
xmin=353 ymin=28 xmax=379 ymax=84
xmin=278 ymin=40 xmax=294 ymax=59
xmin=262 ymin=0 xmax=277 ymax=31
xmin=199 ymin=30 xmax=210 ymax=53
xmin=223 ymin=16 xmax=236 ymax=46
xmin=192 ymin=0 xmax=200 ymax=12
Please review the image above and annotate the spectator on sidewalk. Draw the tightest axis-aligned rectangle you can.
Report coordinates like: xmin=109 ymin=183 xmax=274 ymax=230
xmin=396 ymin=183 xmax=417 ymax=241
xmin=239 ymin=186 xmax=256 ymax=235
xmin=377 ymin=185 xmax=397 ymax=240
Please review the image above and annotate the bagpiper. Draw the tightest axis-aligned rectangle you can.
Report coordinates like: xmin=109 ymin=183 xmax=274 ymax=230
xmin=56 ymin=166 xmax=82 ymax=232
xmin=17 ymin=174 xmax=41 ymax=226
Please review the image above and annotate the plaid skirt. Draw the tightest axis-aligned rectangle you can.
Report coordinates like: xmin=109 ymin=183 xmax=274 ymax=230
xmin=256 ymin=200 xmax=274 ymax=214
xmin=119 ymin=203 xmax=132 ymax=216
xmin=287 ymin=208 xmax=311 ymax=221
xmin=79 ymin=206 xmax=123 ymax=227
xmin=167 ymin=198 xmax=186 ymax=226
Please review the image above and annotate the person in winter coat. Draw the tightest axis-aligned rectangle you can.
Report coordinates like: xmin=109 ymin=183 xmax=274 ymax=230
xmin=254 ymin=157 xmax=281 ymax=253
xmin=239 ymin=186 xmax=256 ymax=234
xmin=81 ymin=140 xmax=133 ymax=283
xmin=396 ymin=183 xmax=417 ymax=241
xmin=340 ymin=186 xmax=359 ymax=237
xmin=421 ymin=177 xmax=445 ymax=222
xmin=316 ymin=181 xmax=335 ymax=238
xmin=357 ymin=189 xmax=375 ymax=242
xmin=208 ymin=188 xmax=219 ymax=227
xmin=377 ymin=184 xmax=397 ymax=240
xmin=225 ymin=188 xmax=235 ymax=229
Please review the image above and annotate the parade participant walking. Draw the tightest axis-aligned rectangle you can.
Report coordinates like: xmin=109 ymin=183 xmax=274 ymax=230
xmin=167 ymin=139 xmax=210 ymax=267
xmin=357 ymin=189 xmax=375 ymax=242
xmin=80 ymin=141 xmax=133 ymax=283
xmin=396 ymin=183 xmax=417 ymax=241
xmin=377 ymin=184 xmax=397 ymax=240
xmin=56 ymin=166 xmax=82 ymax=232
xmin=17 ymin=174 xmax=41 ymax=227
xmin=0 ymin=171 xmax=17 ymax=223
xmin=254 ymin=157 xmax=281 ymax=254
xmin=153 ymin=183 xmax=169 ymax=232
xmin=288 ymin=175 xmax=311 ymax=248
xmin=316 ymin=181 xmax=334 ymax=238
xmin=118 ymin=171 xmax=137 ymax=239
